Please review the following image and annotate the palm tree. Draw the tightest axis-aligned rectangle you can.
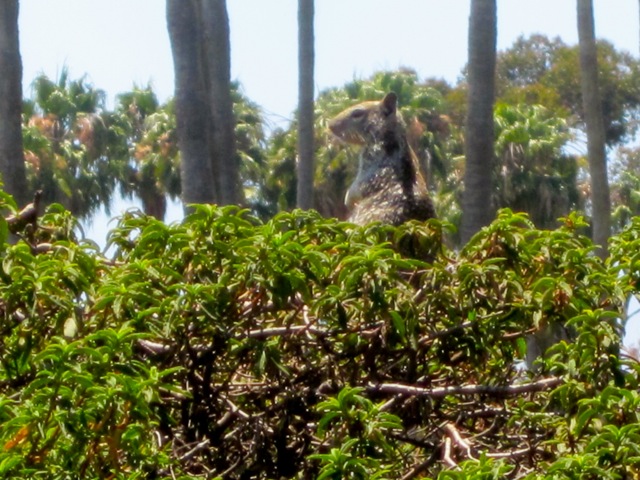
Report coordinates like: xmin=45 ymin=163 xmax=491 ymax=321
xmin=493 ymin=103 xmax=580 ymax=228
xmin=610 ymin=147 xmax=640 ymax=230
xmin=113 ymin=87 xmax=181 ymax=220
xmin=296 ymin=0 xmax=315 ymax=210
xmin=167 ymin=0 xmax=243 ymax=209
xmin=113 ymin=83 xmax=265 ymax=221
xmin=22 ymin=70 xmax=117 ymax=219
xmin=231 ymin=83 xmax=270 ymax=216
xmin=200 ymin=0 xmax=244 ymax=206
xmin=577 ymin=0 xmax=610 ymax=257
xmin=166 ymin=0 xmax=217 ymax=209
xmin=461 ymin=0 xmax=497 ymax=244
xmin=0 ymin=0 xmax=29 ymax=206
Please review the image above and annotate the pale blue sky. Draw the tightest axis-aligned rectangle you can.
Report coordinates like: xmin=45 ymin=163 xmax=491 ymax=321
xmin=19 ymin=1 xmax=639 ymax=128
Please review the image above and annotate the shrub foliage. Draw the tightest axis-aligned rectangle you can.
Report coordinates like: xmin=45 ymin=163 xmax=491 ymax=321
xmin=0 ymin=197 xmax=639 ymax=478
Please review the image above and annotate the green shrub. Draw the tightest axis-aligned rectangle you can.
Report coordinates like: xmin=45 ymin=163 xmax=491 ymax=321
xmin=0 ymin=200 xmax=638 ymax=478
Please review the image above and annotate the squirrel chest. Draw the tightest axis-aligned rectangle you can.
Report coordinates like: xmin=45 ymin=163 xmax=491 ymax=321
xmin=328 ymin=92 xmax=436 ymax=226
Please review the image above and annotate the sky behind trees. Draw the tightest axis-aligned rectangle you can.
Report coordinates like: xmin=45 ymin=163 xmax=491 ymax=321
xmin=19 ymin=1 xmax=638 ymax=130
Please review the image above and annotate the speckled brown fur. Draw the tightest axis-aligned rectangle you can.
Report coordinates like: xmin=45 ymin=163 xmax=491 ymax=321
xmin=328 ymin=92 xmax=436 ymax=226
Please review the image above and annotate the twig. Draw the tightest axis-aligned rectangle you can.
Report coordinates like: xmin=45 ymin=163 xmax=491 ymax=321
xmin=367 ymin=377 xmax=562 ymax=399
xmin=243 ymin=321 xmax=385 ymax=340
xmin=418 ymin=321 xmax=474 ymax=346
xmin=462 ymin=406 xmax=506 ymax=419
xmin=178 ymin=438 xmax=210 ymax=462
xmin=153 ymin=429 xmax=164 ymax=448
xmin=503 ymin=327 xmax=536 ymax=340
xmin=244 ymin=324 xmax=327 ymax=339
xmin=418 ymin=313 xmax=534 ymax=346
xmin=138 ymin=339 xmax=173 ymax=354
xmin=224 ymin=397 xmax=250 ymax=420
xmin=379 ymin=396 xmax=399 ymax=412
xmin=485 ymin=446 xmax=536 ymax=459
xmin=139 ymin=321 xmax=389 ymax=356
xmin=443 ymin=422 xmax=474 ymax=460
xmin=442 ymin=437 xmax=457 ymax=469
xmin=218 ymin=455 xmax=243 ymax=478
xmin=399 ymin=448 xmax=440 ymax=480
xmin=6 ymin=190 xmax=41 ymax=235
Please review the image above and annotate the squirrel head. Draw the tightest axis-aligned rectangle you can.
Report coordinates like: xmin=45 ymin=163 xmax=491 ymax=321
xmin=328 ymin=92 xmax=399 ymax=146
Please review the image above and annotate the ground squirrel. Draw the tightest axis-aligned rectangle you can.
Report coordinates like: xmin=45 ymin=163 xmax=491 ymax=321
xmin=328 ymin=92 xmax=436 ymax=226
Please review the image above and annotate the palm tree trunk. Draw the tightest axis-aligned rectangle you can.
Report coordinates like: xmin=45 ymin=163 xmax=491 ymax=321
xmin=167 ymin=0 xmax=217 ymax=209
xmin=461 ymin=0 xmax=497 ymax=244
xmin=0 ymin=0 xmax=29 ymax=206
xmin=296 ymin=0 xmax=315 ymax=210
xmin=141 ymin=187 xmax=167 ymax=221
xmin=200 ymin=0 xmax=244 ymax=206
xmin=577 ymin=0 xmax=610 ymax=257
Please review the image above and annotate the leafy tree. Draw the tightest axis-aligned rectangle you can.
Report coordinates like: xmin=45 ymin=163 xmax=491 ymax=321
xmin=111 ymin=82 xmax=267 ymax=221
xmin=461 ymin=0 xmax=497 ymax=244
xmin=496 ymin=34 xmax=640 ymax=148
xmin=230 ymin=83 xmax=270 ymax=217
xmin=495 ymin=33 xmax=569 ymax=117
xmin=482 ymin=33 xmax=640 ymax=247
xmin=496 ymin=34 xmax=565 ymax=90
xmin=0 ymin=0 xmax=29 ymax=207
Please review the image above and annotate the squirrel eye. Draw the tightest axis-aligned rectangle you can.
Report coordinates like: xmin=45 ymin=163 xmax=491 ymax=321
xmin=350 ymin=108 xmax=365 ymax=119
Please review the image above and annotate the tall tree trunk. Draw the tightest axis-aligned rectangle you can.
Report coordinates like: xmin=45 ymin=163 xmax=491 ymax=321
xmin=461 ymin=0 xmax=497 ymax=244
xmin=577 ymin=0 xmax=610 ymax=257
xmin=200 ymin=0 xmax=244 ymax=206
xmin=167 ymin=0 xmax=217 ymax=209
xmin=0 ymin=0 xmax=29 ymax=207
xmin=141 ymin=188 xmax=167 ymax=221
xmin=296 ymin=0 xmax=315 ymax=210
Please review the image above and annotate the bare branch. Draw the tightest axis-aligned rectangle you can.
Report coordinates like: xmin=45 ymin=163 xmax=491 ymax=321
xmin=367 ymin=377 xmax=562 ymax=398
xmin=138 ymin=339 xmax=173 ymax=355
xmin=178 ymin=439 xmax=210 ymax=462
xmin=224 ymin=397 xmax=250 ymax=420
xmin=418 ymin=321 xmax=474 ymax=346
xmin=399 ymin=447 xmax=441 ymax=480
xmin=442 ymin=437 xmax=457 ymax=469
xmin=444 ymin=422 xmax=474 ymax=460
xmin=243 ymin=324 xmax=327 ymax=339
xmin=485 ymin=446 xmax=536 ymax=459
xmin=6 ymin=190 xmax=41 ymax=234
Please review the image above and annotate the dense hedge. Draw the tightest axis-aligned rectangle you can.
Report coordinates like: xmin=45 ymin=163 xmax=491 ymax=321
xmin=0 ymin=199 xmax=639 ymax=479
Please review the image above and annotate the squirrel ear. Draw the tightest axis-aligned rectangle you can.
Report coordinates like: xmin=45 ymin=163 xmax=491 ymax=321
xmin=381 ymin=92 xmax=397 ymax=116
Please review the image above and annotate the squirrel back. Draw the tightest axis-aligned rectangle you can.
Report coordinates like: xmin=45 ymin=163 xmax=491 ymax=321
xmin=328 ymin=92 xmax=436 ymax=226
